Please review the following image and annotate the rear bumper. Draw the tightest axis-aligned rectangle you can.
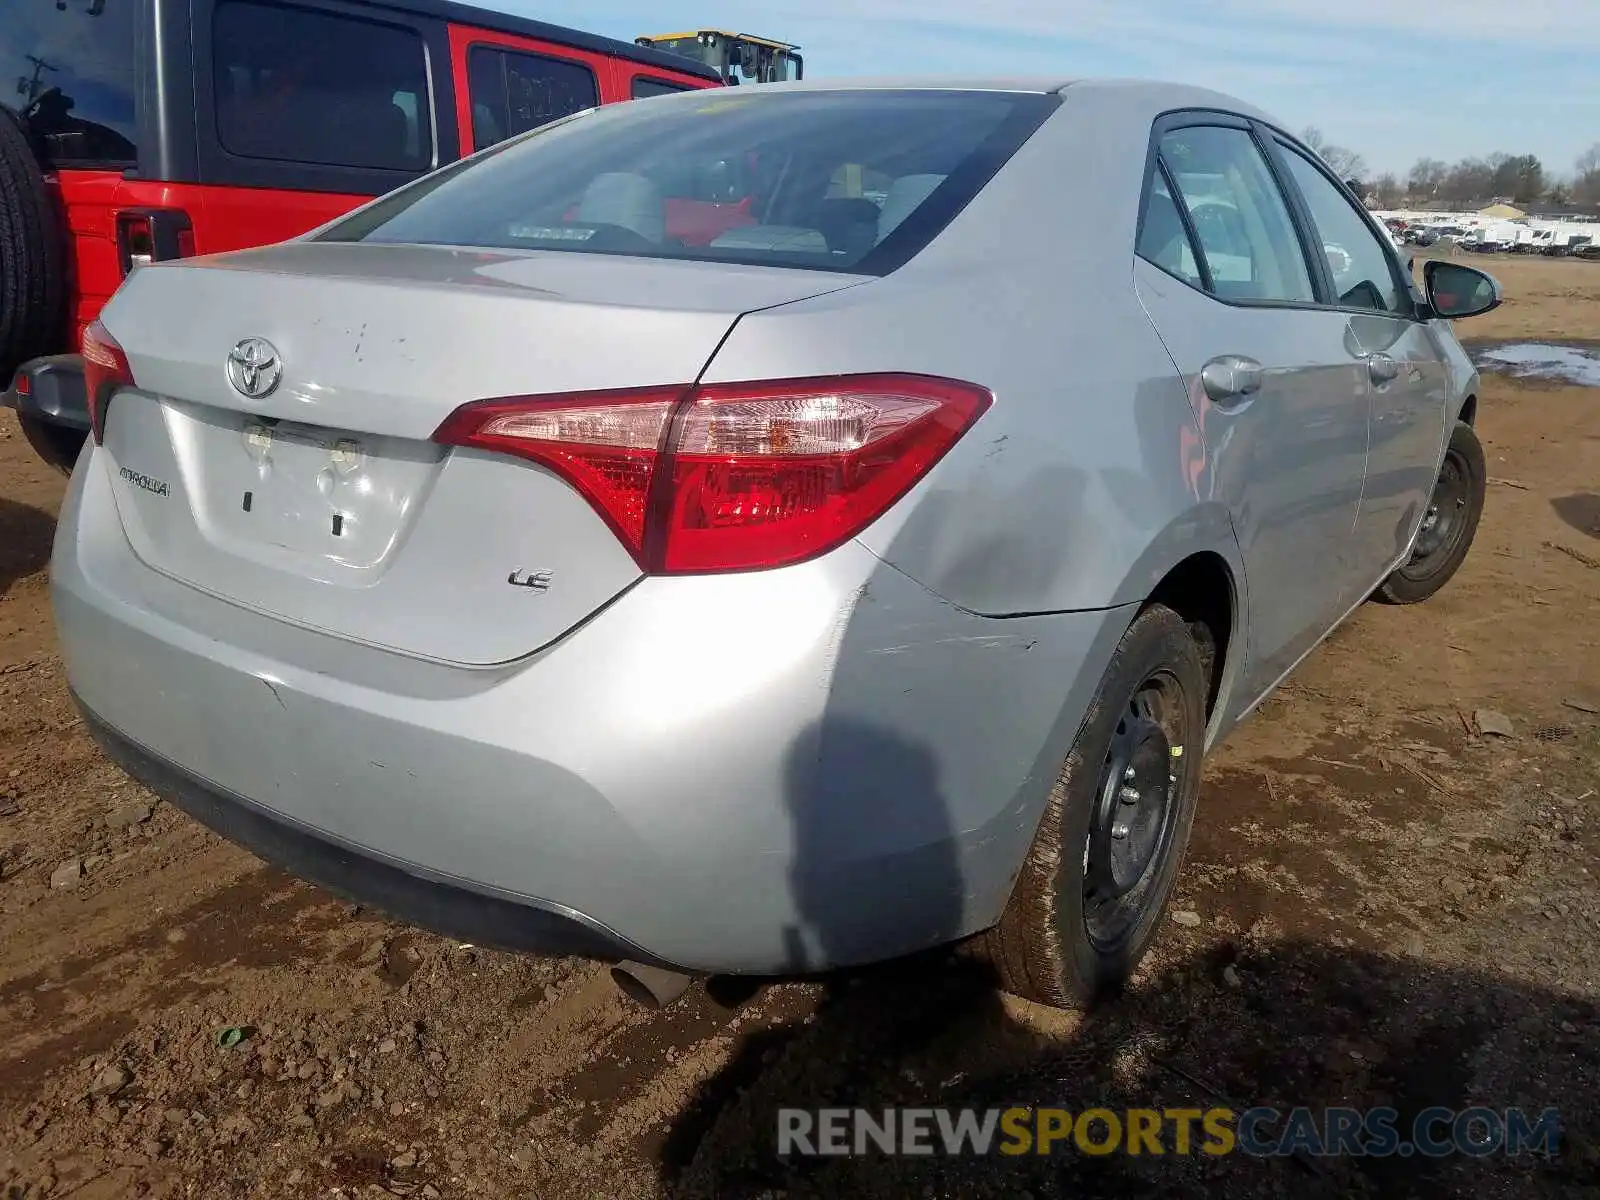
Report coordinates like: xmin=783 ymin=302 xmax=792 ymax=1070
xmin=52 ymin=446 xmax=1132 ymax=974
xmin=5 ymin=355 xmax=90 ymax=473
xmin=4 ymin=354 xmax=90 ymax=431
xmin=76 ymin=697 xmax=672 ymax=967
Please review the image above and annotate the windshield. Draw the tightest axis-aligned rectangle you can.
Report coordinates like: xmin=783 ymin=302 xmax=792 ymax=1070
xmin=319 ymin=89 xmax=1057 ymax=275
xmin=647 ymin=36 xmax=714 ymax=69
xmin=3 ymin=0 xmax=140 ymax=168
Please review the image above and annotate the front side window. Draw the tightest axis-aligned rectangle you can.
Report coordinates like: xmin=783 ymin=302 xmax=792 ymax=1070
xmin=469 ymin=47 xmax=598 ymax=151
xmin=213 ymin=0 xmax=431 ymax=171
xmin=1158 ymin=126 xmax=1315 ymax=304
xmin=3 ymin=0 xmax=138 ymax=167
xmin=321 ymin=89 xmax=1058 ymax=275
xmin=1276 ymin=142 xmax=1408 ymax=314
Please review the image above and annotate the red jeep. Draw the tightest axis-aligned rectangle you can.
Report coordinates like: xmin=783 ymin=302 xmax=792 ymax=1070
xmin=2 ymin=0 xmax=720 ymax=472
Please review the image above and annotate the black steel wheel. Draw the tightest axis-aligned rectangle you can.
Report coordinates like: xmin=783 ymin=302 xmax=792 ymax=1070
xmin=1082 ymin=670 xmax=1188 ymax=953
xmin=1378 ymin=420 xmax=1486 ymax=604
xmin=984 ymin=603 xmax=1208 ymax=1009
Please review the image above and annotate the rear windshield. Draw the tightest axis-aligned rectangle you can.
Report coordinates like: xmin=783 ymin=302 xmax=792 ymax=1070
xmin=319 ymin=89 xmax=1059 ymax=275
xmin=3 ymin=0 xmax=140 ymax=168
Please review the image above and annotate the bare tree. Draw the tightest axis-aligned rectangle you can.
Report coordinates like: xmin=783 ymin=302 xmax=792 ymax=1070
xmin=1407 ymin=157 xmax=1448 ymax=198
xmin=1577 ymin=143 xmax=1600 ymax=206
xmin=1372 ymin=172 xmax=1403 ymax=208
xmin=1446 ymin=160 xmax=1491 ymax=206
xmin=1299 ymin=126 xmax=1368 ymax=183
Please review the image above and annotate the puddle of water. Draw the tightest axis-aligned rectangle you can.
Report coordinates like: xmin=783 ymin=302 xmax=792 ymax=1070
xmin=1471 ymin=341 xmax=1600 ymax=387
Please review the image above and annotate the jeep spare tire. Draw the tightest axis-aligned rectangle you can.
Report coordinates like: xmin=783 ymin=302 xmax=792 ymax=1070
xmin=0 ymin=107 xmax=66 ymax=388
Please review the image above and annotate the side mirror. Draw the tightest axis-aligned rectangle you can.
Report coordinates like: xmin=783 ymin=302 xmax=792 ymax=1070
xmin=1424 ymin=261 xmax=1502 ymax=320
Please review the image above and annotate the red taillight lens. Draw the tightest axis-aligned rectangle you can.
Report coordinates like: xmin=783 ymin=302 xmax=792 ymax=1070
xmin=432 ymin=386 xmax=684 ymax=555
xmin=433 ymin=373 xmax=991 ymax=574
xmin=81 ymin=320 xmax=135 ymax=443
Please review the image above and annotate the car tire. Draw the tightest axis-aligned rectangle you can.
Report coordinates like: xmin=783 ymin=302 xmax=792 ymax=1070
xmin=0 ymin=106 xmax=66 ymax=390
xmin=1376 ymin=420 xmax=1485 ymax=605
xmin=983 ymin=603 xmax=1207 ymax=1009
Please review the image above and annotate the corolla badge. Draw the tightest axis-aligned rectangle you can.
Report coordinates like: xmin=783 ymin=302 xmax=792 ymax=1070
xmin=226 ymin=337 xmax=283 ymax=399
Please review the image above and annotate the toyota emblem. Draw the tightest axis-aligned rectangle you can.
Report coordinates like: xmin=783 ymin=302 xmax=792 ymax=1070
xmin=226 ymin=337 xmax=283 ymax=400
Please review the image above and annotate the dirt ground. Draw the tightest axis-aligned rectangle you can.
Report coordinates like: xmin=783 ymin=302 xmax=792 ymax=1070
xmin=1 ymin=255 xmax=1597 ymax=1200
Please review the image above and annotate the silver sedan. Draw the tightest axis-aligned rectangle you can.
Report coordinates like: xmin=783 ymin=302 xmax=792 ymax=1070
xmin=55 ymin=77 xmax=1499 ymax=1008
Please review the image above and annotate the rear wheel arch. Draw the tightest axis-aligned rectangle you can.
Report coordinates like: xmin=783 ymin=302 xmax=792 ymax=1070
xmin=1458 ymin=393 xmax=1477 ymax=426
xmin=1145 ymin=550 xmax=1239 ymax=722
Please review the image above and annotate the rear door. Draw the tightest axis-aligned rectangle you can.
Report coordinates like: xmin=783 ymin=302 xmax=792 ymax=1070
xmin=1133 ymin=116 xmax=1371 ymax=701
xmin=193 ymin=0 xmax=456 ymax=251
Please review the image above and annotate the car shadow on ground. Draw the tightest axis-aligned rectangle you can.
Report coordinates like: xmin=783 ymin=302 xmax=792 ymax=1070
xmin=1551 ymin=493 xmax=1600 ymax=541
xmin=662 ymin=942 xmax=1599 ymax=1198
xmin=654 ymin=717 xmax=1597 ymax=1199
xmin=0 ymin=497 xmax=55 ymax=598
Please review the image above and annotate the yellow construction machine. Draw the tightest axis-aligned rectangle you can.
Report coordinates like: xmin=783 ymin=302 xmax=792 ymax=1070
xmin=634 ymin=31 xmax=802 ymax=85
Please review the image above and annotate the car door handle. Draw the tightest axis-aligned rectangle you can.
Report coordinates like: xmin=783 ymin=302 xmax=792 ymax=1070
xmin=1365 ymin=352 xmax=1400 ymax=384
xmin=1200 ymin=355 xmax=1264 ymax=404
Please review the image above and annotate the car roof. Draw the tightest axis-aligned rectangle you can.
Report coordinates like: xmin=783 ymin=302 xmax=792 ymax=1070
xmin=358 ymin=0 xmax=723 ymax=81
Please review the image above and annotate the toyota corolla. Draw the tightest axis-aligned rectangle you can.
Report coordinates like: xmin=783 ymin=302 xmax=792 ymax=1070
xmin=54 ymin=78 xmax=1500 ymax=1008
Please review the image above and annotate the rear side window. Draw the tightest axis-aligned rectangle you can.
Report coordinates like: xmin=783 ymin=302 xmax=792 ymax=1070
xmin=468 ymin=47 xmax=599 ymax=151
xmin=1155 ymin=126 xmax=1314 ymax=304
xmin=1137 ymin=169 xmax=1203 ymax=288
xmin=632 ymin=77 xmax=691 ymax=100
xmin=213 ymin=0 xmax=432 ymax=171
xmin=3 ymin=0 xmax=139 ymax=167
xmin=320 ymin=89 xmax=1059 ymax=276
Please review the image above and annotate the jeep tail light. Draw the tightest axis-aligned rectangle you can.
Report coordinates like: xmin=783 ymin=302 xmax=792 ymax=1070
xmin=82 ymin=320 xmax=134 ymax=443
xmin=433 ymin=374 xmax=992 ymax=573
xmin=115 ymin=209 xmax=194 ymax=275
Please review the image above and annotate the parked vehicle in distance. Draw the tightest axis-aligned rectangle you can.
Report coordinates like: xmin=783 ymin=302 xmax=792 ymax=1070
xmin=1 ymin=0 xmax=720 ymax=474
xmin=55 ymin=79 xmax=1501 ymax=1009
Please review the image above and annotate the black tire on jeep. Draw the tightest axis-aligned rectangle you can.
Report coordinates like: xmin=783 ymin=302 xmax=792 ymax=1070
xmin=0 ymin=106 xmax=66 ymax=390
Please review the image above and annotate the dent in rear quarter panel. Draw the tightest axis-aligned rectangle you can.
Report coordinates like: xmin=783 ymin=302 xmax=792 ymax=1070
xmin=702 ymin=83 xmax=1246 ymax=619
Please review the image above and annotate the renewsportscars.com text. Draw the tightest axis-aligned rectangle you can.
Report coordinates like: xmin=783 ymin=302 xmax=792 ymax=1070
xmin=777 ymin=1105 xmax=1561 ymax=1159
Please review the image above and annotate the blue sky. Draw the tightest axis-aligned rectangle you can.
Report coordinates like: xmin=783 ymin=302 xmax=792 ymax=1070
xmin=506 ymin=0 xmax=1600 ymax=179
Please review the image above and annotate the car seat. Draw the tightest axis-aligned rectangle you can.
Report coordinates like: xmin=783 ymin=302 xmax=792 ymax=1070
xmin=815 ymin=197 xmax=881 ymax=257
xmin=877 ymin=174 xmax=946 ymax=241
xmin=577 ymin=173 xmax=666 ymax=243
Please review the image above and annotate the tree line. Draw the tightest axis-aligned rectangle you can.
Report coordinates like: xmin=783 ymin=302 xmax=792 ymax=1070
xmin=1300 ymin=128 xmax=1600 ymax=211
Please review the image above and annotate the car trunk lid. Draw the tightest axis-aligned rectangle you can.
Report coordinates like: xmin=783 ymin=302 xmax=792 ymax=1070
xmin=95 ymin=242 xmax=860 ymax=664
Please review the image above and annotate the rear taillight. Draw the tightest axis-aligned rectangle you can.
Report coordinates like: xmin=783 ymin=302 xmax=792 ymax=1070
xmin=115 ymin=208 xmax=194 ymax=275
xmin=81 ymin=320 xmax=134 ymax=443
xmin=434 ymin=374 xmax=991 ymax=574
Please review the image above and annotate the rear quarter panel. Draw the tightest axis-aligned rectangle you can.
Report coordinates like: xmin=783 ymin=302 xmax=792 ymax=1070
xmin=702 ymin=83 xmax=1245 ymax=619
